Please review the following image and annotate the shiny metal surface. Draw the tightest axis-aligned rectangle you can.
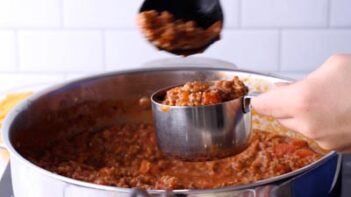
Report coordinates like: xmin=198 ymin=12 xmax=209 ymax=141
xmin=1 ymin=66 xmax=340 ymax=197
xmin=151 ymin=87 xmax=253 ymax=161
xmin=0 ymin=83 xmax=51 ymax=150
xmin=141 ymin=57 xmax=237 ymax=69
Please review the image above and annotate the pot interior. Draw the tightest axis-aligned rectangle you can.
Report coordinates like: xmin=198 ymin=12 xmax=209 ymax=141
xmin=5 ymin=67 xmax=329 ymax=192
xmin=11 ymin=68 xmax=271 ymax=154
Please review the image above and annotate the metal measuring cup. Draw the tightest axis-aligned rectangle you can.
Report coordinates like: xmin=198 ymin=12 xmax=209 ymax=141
xmin=151 ymin=85 xmax=257 ymax=161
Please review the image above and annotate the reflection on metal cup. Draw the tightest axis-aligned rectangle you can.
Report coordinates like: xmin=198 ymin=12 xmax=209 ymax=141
xmin=151 ymin=87 xmax=256 ymax=161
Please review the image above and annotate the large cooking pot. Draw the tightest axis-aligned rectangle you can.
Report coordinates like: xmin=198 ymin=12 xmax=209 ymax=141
xmin=1 ymin=58 xmax=341 ymax=197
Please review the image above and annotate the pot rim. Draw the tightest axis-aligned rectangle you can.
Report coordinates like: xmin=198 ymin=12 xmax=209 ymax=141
xmin=2 ymin=66 xmax=337 ymax=194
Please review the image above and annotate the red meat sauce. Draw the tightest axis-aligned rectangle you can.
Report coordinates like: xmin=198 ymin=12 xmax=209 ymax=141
xmin=137 ymin=10 xmax=222 ymax=55
xmin=162 ymin=76 xmax=248 ymax=106
xmin=30 ymin=123 xmax=323 ymax=190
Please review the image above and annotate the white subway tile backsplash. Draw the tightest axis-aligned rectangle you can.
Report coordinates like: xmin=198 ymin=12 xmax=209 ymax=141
xmin=241 ymin=0 xmax=328 ymax=27
xmin=221 ymin=0 xmax=240 ymax=28
xmin=0 ymin=31 xmax=16 ymax=71
xmin=0 ymin=0 xmax=350 ymax=85
xmin=330 ymin=0 xmax=351 ymax=27
xmin=63 ymin=0 xmax=143 ymax=28
xmin=105 ymin=30 xmax=172 ymax=70
xmin=0 ymin=73 xmax=64 ymax=92
xmin=63 ymin=0 xmax=238 ymax=28
xmin=281 ymin=30 xmax=351 ymax=72
xmin=18 ymin=30 xmax=103 ymax=72
xmin=0 ymin=0 xmax=60 ymax=27
xmin=199 ymin=30 xmax=279 ymax=71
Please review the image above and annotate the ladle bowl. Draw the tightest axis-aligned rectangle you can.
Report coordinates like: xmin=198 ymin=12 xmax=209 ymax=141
xmin=139 ymin=0 xmax=224 ymax=55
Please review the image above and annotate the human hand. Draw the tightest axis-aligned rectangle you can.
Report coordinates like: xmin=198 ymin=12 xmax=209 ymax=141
xmin=252 ymin=54 xmax=351 ymax=152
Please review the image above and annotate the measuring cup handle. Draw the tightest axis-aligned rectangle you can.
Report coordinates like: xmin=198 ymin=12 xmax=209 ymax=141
xmin=242 ymin=92 xmax=260 ymax=113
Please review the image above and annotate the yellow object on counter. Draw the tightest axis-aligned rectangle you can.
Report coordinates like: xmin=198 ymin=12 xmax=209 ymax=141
xmin=0 ymin=92 xmax=32 ymax=160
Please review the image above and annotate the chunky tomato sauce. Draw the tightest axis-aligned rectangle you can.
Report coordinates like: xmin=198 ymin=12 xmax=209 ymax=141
xmin=137 ymin=10 xmax=222 ymax=55
xmin=163 ymin=76 xmax=248 ymax=106
xmin=31 ymin=124 xmax=322 ymax=190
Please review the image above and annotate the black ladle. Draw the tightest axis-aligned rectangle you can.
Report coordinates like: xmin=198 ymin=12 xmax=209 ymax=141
xmin=139 ymin=0 xmax=224 ymax=56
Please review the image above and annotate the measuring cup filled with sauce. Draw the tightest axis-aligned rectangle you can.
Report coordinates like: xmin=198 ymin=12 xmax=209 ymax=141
xmin=151 ymin=77 xmax=257 ymax=161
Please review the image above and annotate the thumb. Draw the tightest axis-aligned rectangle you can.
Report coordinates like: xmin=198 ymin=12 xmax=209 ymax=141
xmin=251 ymin=84 xmax=294 ymax=118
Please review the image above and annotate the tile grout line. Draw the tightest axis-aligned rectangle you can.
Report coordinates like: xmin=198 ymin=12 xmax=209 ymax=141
xmin=0 ymin=27 xmax=138 ymax=31
xmin=0 ymin=26 xmax=350 ymax=31
xmin=326 ymin=0 xmax=332 ymax=28
xmin=277 ymin=29 xmax=282 ymax=72
xmin=101 ymin=30 xmax=107 ymax=71
xmin=59 ymin=0 xmax=64 ymax=27
xmin=237 ymin=0 xmax=242 ymax=29
xmin=13 ymin=30 xmax=20 ymax=72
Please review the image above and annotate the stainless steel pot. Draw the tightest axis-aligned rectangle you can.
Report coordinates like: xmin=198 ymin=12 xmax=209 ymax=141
xmin=1 ymin=59 xmax=341 ymax=197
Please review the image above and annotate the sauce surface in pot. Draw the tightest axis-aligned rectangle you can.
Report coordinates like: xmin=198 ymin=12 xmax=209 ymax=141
xmin=30 ymin=124 xmax=323 ymax=190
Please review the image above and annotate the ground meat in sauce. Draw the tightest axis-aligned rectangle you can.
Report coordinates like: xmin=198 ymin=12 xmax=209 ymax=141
xmin=163 ymin=76 xmax=248 ymax=106
xmin=30 ymin=124 xmax=322 ymax=190
xmin=137 ymin=10 xmax=222 ymax=54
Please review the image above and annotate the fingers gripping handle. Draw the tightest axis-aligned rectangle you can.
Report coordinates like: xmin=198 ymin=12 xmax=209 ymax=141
xmin=243 ymin=92 xmax=260 ymax=113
